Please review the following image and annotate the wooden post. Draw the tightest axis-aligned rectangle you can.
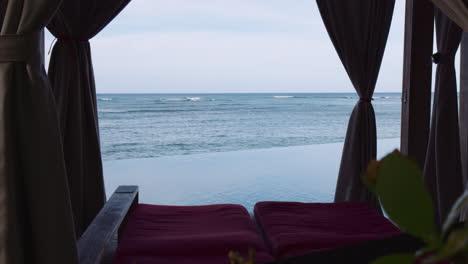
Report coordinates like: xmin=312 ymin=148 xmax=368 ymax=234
xmin=401 ymin=0 xmax=434 ymax=168
xmin=461 ymin=33 xmax=468 ymax=184
xmin=460 ymin=33 xmax=468 ymax=221
xmin=39 ymin=30 xmax=45 ymax=66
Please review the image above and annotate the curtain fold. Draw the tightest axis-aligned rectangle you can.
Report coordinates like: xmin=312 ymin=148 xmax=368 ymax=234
xmin=316 ymin=0 xmax=395 ymax=210
xmin=424 ymin=10 xmax=464 ymax=226
xmin=0 ymin=0 xmax=78 ymax=263
xmin=47 ymin=0 xmax=131 ymax=237
xmin=430 ymin=0 xmax=468 ymax=31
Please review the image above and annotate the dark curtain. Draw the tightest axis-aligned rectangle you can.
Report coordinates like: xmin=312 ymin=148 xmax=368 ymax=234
xmin=0 ymin=0 xmax=78 ymax=263
xmin=316 ymin=0 xmax=395 ymax=210
xmin=424 ymin=9 xmax=464 ymax=226
xmin=47 ymin=0 xmax=131 ymax=237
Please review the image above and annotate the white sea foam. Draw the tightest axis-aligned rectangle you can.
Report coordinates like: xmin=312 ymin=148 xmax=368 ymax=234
xmin=98 ymin=98 xmax=113 ymax=101
xmin=99 ymin=109 xmax=126 ymax=113
xmin=163 ymin=98 xmax=188 ymax=101
xmin=162 ymin=97 xmax=202 ymax=102
xmin=273 ymin=96 xmax=294 ymax=98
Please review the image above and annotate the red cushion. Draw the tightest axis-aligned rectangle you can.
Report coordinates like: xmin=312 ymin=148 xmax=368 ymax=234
xmin=114 ymin=204 xmax=274 ymax=264
xmin=254 ymin=201 xmax=402 ymax=259
xmin=115 ymin=253 xmax=274 ymax=264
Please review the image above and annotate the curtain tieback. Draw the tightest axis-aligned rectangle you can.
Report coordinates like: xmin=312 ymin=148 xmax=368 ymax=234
xmin=359 ymin=97 xmax=374 ymax=103
xmin=58 ymin=36 xmax=89 ymax=42
xmin=0 ymin=32 xmax=41 ymax=62
xmin=51 ymin=37 xmax=90 ymax=56
xmin=432 ymin=52 xmax=455 ymax=64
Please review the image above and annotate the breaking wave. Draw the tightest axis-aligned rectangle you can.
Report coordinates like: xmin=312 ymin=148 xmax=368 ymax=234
xmin=273 ymin=96 xmax=295 ymax=99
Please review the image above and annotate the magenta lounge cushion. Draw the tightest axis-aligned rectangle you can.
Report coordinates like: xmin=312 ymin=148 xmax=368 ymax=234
xmin=113 ymin=204 xmax=274 ymax=264
xmin=254 ymin=201 xmax=402 ymax=259
xmin=114 ymin=254 xmax=274 ymax=264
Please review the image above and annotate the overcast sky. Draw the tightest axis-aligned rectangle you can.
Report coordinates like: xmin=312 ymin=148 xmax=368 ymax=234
xmin=46 ymin=0 xmax=409 ymax=93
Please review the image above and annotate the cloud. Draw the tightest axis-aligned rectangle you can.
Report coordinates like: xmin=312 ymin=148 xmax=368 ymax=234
xmin=105 ymin=0 xmax=319 ymax=34
xmin=45 ymin=0 xmax=407 ymax=93
xmin=90 ymin=31 xmax=350 ymax=93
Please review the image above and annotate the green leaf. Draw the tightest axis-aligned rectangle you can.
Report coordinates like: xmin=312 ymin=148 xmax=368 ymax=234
xmin=416 ymin=244 xmax=440 ymax=257
xmin=442 ymin=190 xmax=468 ymax=238
xmin=377 ymin=153 xmax=439 ymax=244
xmin=362 ymin=172 xmax=377 ymax=194
xmin=371 ymin=254 xmax=415 ymax=264
xmin=434 ymin=227 xmax=468 ymax=261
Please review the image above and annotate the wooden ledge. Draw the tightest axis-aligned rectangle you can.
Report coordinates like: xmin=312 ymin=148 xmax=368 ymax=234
xmin=78 ymin=185 xmax=139 ymax=264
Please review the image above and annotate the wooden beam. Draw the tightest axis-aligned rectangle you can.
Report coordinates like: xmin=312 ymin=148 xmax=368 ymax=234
xmin=401 ymin=0 xmax=434 ymax=168
xmin=78 ymin=186 xmax=138 ymax=264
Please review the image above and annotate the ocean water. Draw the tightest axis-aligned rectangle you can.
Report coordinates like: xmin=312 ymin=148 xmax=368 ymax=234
xmin=97 ymin=93 xmax=401 ymax=161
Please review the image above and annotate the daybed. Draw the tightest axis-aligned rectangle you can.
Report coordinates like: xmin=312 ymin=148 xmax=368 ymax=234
xmin=254 ymin=201 xmax=402 ymax=259
xmin=80 ymin=186 xmax=424 ymax=264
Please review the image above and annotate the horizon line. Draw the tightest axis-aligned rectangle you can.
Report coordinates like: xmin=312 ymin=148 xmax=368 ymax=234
xmin=96 ymin=91 xmax=404 ymax=94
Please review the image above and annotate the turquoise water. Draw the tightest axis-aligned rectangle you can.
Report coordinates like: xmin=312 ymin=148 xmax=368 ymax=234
xmin=97 ymin=93 xmax=401 ymax=161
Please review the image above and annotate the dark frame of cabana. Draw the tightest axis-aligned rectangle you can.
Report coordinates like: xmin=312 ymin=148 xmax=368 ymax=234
xmin=77 ymin=0 xmax=467 ymax=263
xmin=1 ymin=0 xmax=467 ymax=263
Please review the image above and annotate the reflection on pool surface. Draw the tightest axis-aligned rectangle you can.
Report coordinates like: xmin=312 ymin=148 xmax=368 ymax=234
xmin=104 ymin=138 xmax=399 ymax=213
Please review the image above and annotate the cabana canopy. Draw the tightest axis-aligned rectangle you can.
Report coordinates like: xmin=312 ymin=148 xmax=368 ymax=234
xmin=0 ymin=0 xmax=466 ymax=263
xmin=431 ymin=0 xmax=468 ymax=30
